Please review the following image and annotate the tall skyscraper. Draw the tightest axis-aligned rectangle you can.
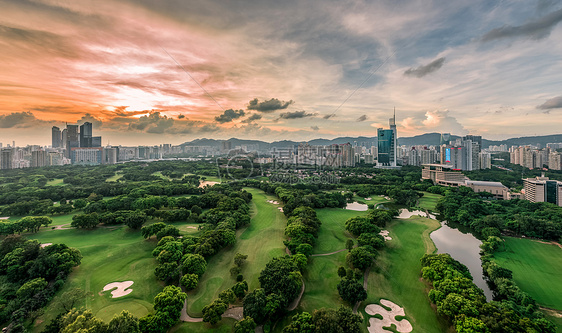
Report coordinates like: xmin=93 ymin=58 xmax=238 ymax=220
xmin=52 ymin=126 xmax=62 ymax=148
xmin=61 ymin=129 xmax=67 ymax=149
xmin=1 ymin=149 xmax=13 ymax=170
xmin=377 ymin=109 xmax=398 ymax=167
xmin=80 ymin=122 xmax=93 ymax=147
xmin=65 ymin=124 xmax=79 ymax=158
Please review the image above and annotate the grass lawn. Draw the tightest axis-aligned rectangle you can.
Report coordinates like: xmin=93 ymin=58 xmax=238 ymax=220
xmin=170 ymin=318 xmax=237 ymax=332
xmin=29 ymin=227 xmax=163 ymax=332
xmin=361 ymin=215 xmax=448 ymax=333
xmin=186 ymin=188 xmax=286 ymax=317
xmin=105 ymin=172 xmax=123 ymax=182
xmin=493 ymin=237 xmax=562 ymax=310
xmin=417 ymin=192 xmax=442 ymax=212
xmin=313 ymin=208 xmax=368 ymax=254
xmin=45 ymin=178 xmax=65 ymax=186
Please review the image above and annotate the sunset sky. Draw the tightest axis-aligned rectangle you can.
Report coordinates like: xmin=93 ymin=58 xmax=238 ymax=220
xmin=1 ymin=0 xmax=562 ymax=146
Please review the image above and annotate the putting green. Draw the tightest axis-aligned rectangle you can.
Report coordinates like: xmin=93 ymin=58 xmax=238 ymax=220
xmin=186 ymin=188 xmax=286 ymax=317
xmin=493 ymin=237 xmax=562 ymax=310
xmin=29 ymin=227 xmax=163 ymax=332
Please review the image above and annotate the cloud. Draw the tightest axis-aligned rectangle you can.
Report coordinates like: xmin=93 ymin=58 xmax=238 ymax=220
xmin=178 ymin=114 xmax=185 ymax=119
xmin=421 ymin=110 xmax=467 ymax=134
xmin=214 ymin=109 xmax=245 ymax=123
xmin=310 ymin=125 xmax=319 ymax=131
xmin=247 ymin=98 xmax=294 ymax=112
xmin=0 ymin=111 xmax=51 ymax=128
xmin=404 ymin=57 xmax=446 ymax=78
xmin=277 ymin=111 xmax=316 ymax=120
xmin=128 ymin=112 xmax=174 ymax=134
xmin=323 ymin=114 xmax=336 ymax=119
xmin=77 ymin=113 xmax=103 ymax=129
xmin=537 ymin=95 xmax=562 ymax=110
xmin=356 ymin=115 xmax=368 ymax=122
xmin=241 ymin=113 xmax=262 ymax=123
xmin=482 ymin=8 xmax=562 ymax=42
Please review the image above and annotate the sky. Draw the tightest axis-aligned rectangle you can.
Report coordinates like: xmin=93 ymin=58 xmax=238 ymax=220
xmin=1 ymin=0 xmax=562 ymax=146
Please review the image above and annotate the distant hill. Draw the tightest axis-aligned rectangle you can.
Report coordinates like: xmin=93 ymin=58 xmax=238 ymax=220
xmin=181 ymin=133 xmax=562 ymax=150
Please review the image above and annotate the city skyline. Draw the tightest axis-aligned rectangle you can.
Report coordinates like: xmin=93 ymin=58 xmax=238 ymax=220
xmin=2 ymin=0 xmax=562 ymax=146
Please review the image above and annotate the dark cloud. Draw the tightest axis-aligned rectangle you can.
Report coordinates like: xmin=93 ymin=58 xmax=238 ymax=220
xmin=214 ymin=109 xmax=245 ymax=123
xmin=537 ymin=95 xmax=562 ymax=109
xmin=482 ymin=8 xmax=562 ymax=42
xmin=277 ymin=111 xmax=316 ymax=120
xmin=404 ymin=57 xmax=446 ymax=78
xmin=323 ymin=114 xmax=336 ymax=119
xmin=242 ymin=113 xmax=262 ymax=123
xmin=0 ymin=111 xmax=51 ymax=128
xmin=77 ymin=113 xmax=103 ymax=129
xmin=247 ymin=98 xmax=294 ymax=112
xmin=310 ymin=125 xmax=319 ymax=131
xmin=128 ymin=112 xmax=174 ymax=133
xmin=356 ymin=115 xmax=368 ymax=122
xmin=0 ymin=24 xmax=79 ymax=58
xmin=178 ymin=114 xmax=185 ymax=119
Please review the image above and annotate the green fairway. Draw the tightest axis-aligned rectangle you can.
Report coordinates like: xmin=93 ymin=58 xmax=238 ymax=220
xmin=417 ymin=192 xmax=442 ymax=211
xmin=29 ymin=227 xmax=163 ymax=332
xmin=493 ymin=237 xmax=562 ymax=310
xmin=299 ymin=251 xmax=347 ymax=312
xmin=46 ymin=178 xmax=65 ymax=186
xmin=186 ymin=188 xmax=286 ymax=316
xmin=362 ymin=215 xmax=447 ymax=332
xmin=314 ymin=208 xmax=368 ymax=254
xmin=105 ymin=172 xmax=123 ymax=182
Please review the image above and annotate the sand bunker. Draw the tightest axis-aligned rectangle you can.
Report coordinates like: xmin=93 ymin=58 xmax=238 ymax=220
xmin=198 ymin=180 xmax=219 ymax=188
xmin=379 ymin=230 xmax=392 ymax=241
xmin=365 ymin=299 xmax=412 ymax=333
xmin=364 ymin=198 xmax=372 ymax=200
xmin=0 ymin=217 xmax=9 ymax=220
xmin=278 ymin=207 xmax=284 ymax=212
xmin=267 ymin=200 xmax=280 ymax=205
xmin=345 ymin=202 xmax=368 ymax=211
xmin=40 ymin=243 xmax=53 ymax=248
xmin=102 ymin=281 xmax=134 ymax=298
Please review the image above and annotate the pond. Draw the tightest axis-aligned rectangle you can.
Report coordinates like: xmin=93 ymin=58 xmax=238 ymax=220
xmin=430 ymin=222 xmax=494 ymax=300
xmin=345 ymin=202 xmax=369 ymax=211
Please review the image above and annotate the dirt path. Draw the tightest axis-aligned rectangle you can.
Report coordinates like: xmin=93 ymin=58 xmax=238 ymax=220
xmin=287 ymin=278 xmax=305 ymax=311
xmin=540 ymin=307 xmax=562 ymax=318
xmin=310 ymin=249 xmax=346 ymax=257
xmin=534 ymin=239 xmax=562 ymax=250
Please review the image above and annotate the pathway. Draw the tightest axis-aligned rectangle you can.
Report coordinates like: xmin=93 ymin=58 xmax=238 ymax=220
xmin=287 ymin=278 xmax=306 ymax=311
xmin=353 ymin=265 xmax=371 ymax=313
xmin=309 ymin=249 xmax=346 ymax=257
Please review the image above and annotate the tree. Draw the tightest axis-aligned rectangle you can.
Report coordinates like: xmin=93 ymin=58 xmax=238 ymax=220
xmin=219 ymin=288 xmax=236 ymax=304
xmin=71 ymin=213 xmax=100 ymax=228
xmin=357 ymin=232 xmax=385 ymax=252
xmin=202 ymin=299 xmax=228 ymax=324
xmin=73 ymin=199 xmax=88 ymax=210
xmin=232 ymin=280 xmax=249 ymax=299
xmin=258 ymin=257 xmax=303 ymax=308
xmin=234 ymin=317 xmax=257 ymax=333
xmin=295 ymin=243 xmax=313 ymax=256
xmin=283 ymin=312 xmax=315 ymax=333
xmin=346 ymin=247 xmax=373 ymax=270
xmin=337 ymin=266 xmax=347 ymax=278
xmin=312 ymin=306 xmax=362 ymax=333
xmin=53 ymin=288 xmax=91 ymax=312
xmin=345 ymin=239 xmax=354 ymax=251
xmin=108 ymin=311 xmax=139 ymax=333
xmin=345 ymin=216 xmax=380 ymax=236
xmin=180 ymin=273 xmax=199 ymax=290
xmin=234 ymin=253 xmax=248 ymax=267
xmin=243 ymin=288 xmax=269 ymax=324
xmin=60 ymin=309 xmax=108 ymax=333
xmin=156 ymin=225 xmax=180 ymax=239
xmin=154 ymin=262 xmax=179 ymax=282
xmin=153 ymin=285 xmax=187 ymax=322
xmin=16 ymin=277 xmax=47 ymax=299
xmin=141 ymin=222 xmax=166 ymax=239
xmin=191 ymin=205 xmax=202 ymax=215
xmin=124 ymin=211 xmax=147 ymax=229
xmin=182 ymin=253 xmax=207 ymax=276
xmin=337 ymin=278 xmax=367 ymax=305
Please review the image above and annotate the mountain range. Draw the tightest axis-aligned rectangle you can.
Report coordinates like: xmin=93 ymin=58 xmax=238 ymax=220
xmin=182 ymin=133 xmax=562 ymax=150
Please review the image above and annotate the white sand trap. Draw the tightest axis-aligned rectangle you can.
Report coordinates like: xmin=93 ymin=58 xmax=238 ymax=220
xmin=0 ymin=217 xmax=9 ymax=220
xmin=278 ymin=207 xmax=284 ymax=212
xmin=198 ymin=180 xmax=219 ymax=188
xmin=267 ymin=200 xmax=280 ymax=205
xmin=397 ymin=209 xmax=425 ymax=219
xmin=365 ymin=299 xmax=412 ymax=333
xmin=379 ymin=230 xmax=392 ymax=241
xmin=102 ymin=281 xmax=134 ymax=298
xmin=345 ymin=202 xmax=368 ymax=211
xmin=365 ymin=198 xmax=372 ymax=200
xmin=40 ymin=243 xmax=53 ymax=248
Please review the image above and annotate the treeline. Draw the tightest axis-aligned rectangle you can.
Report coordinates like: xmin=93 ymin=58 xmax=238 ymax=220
xmin=437 ymin=187 xmax=562 ymax=241
xmin=0 ymin=216 xmax=52 ymax=235
xmin=0 ymin=235 xmax=82 ymax=332
xmin=421 ymin=253 xmax=554 ymax=332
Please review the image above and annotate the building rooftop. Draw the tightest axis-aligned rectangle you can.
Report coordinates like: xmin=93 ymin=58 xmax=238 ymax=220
xmin=465 ymin=180 xmax=507 ymax=188
xmin=422 ymin=163 xmax=454 ymax=169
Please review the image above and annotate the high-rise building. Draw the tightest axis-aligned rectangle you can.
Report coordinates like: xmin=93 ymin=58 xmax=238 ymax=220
xmin=71 ymin=147 xmax=103 ymax=165
xmin=377 ymin=109 xmax=398 ymax=167
xmin=1 ymin=148 xmax=13 ymax=170
xmin=31 ymin=150 xmax=48 ymax=168
xmin=52 ymin=126 xmax=62 ymax=148
xmin=66 ymin=124 xmax=79 ymax=158
xmin=479 ymin=152 xmax=492 ymax=169
xmin=440 ymin=133 xmax=451 ymax=145
xmin=80 ymin=122 xmax=93 ymax=147
xmin=102 ymin=147 xmax=118 ymax=164
xmin=61 ymin=129 xmax=67 ymax=149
